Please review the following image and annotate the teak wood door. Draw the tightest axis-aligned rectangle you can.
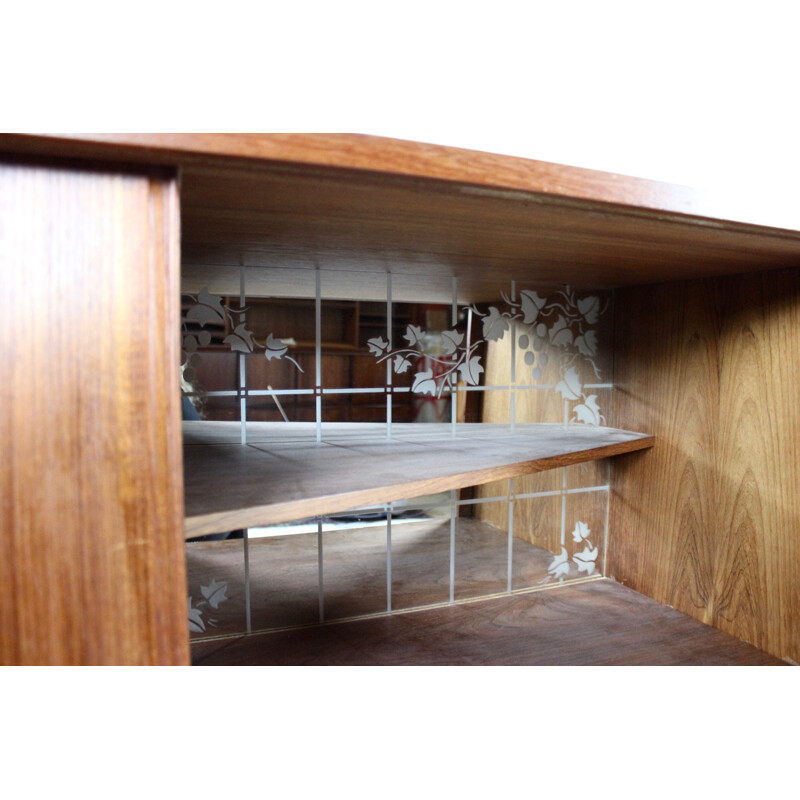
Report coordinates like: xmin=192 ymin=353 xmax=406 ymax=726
xmin=0 ymin=159 xmax=189 ymax=665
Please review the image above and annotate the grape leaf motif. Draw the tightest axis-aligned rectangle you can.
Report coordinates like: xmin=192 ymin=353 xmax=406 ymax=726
xmin=440 ymin=329 xmax=464 ymax=356
xmin=458 ymin=356 xmax=484 ymax=385
xmin=571 ymin=521 xmax=591 ymax=543
xmin=394 ymin=354 xmax=412 ymax=373
xmin=575 ymin=330 xmax=598 ymax=357
xmin=264 ymin=333 xmax=288 ymax=360
xmin=474 ymin=284 xmax=606 ymax=426
xmin=368 ymin=321 xmax=482 ymax=398
xmin=404 ymin=325 xmax=425 ymax=347
xmin=547 ymin=547 xmax=571 ymax=581
xmin=520 ymin=290 xmax=546 ymax=323
xmin=188 ymin=598 xmax=206 ymax=633
xmin=412 ymin=368 xmax=438 ymax=396
xmin=578 ymin=296 xmax=601 ymax=325
xmin=365 ymin=284 xmax=606 ymax=421
xmin=573 ymin=395 xmax=602 ymax=426
xmin=573 ymin=544 xmax=599 ymax=575
xmin=542 ymin=520 xmax=601 ymax=584
xmin=188 ymin=579 xmax=230 ymax=634
xmin=201 ymin=579 xmax=229 ymax=609
xmin=549 ymin=315 xmax=574 ymax=347
xmin=367 ymin=336 xmax=390 ymax=356
xmin=182 ymin=287 xmax=304 ymax=378
xmin=186 ymin=288 xmax=226 ymax=327
xmin=556 ymin=366 xmax=583 ymax=401
xmin=224 ymin=324 xmax=256 ymax=353
xmin=482 ymin=307 xmax=509 ymax=341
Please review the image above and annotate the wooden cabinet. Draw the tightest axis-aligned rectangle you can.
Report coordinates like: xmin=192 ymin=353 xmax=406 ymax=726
xmin=2 ymin=133 xmax=799 ymax=665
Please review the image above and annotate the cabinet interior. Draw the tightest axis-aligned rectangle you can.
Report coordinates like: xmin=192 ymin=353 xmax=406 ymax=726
xmin=178 ymin=159 xmax=661 ymax=641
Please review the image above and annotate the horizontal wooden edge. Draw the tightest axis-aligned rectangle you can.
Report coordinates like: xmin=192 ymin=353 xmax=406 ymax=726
xmin=183 ymin=434 xmax=655 ymax=538
xmin=3 ymin=134 xmax=798 ymax=233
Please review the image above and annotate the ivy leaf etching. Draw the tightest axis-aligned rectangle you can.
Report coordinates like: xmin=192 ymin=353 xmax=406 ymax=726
xmin=394 ymin=354 xmax=412 ymax=373
xmin=186 ymin=288 xmax=226 ymax=327
xmin=412 ymin=368 xmax=438 ymax=396
xmin=458 ymin=356 xmax=484 ymax=386
xmin=404 ymin=324 xmax=425 ymax=347
xmin=578 ymin=296 xmax=601 ymax=325
xmin=571 ymin=521 xmax=591 ymax=543
xmin=440 ymin=329 xmax=464 ymax=356
xmin=224 ymin=324 xmax=256 ymax=353
xmin=368 ymin=336 xmax=390 ymax=356
xmin=575 ymin=330 xmax=598 ymax=357
xmin=264 ymin=333 xmax=288 ymax=360
xmin=482 ymin=307 xmax=509 ymax=341
xmin=200 ymin=579 xmax=229 ymax=609
xmin=573 ymin=395 xmax=602 ymax=426
xmin=520 ymin=290 xmax=546 ymax=323
xmin=547 ymin=547 xmax=571 ymax=581
xmin=549 ymin=315 xmax=574 ymax=348
xmin=188 ymin=598 xmax=206 ymax=633
xmin=556 ymin=366 xmax=582 ymax=401
xmin=573 ymin=544 xmax=599 ymax=575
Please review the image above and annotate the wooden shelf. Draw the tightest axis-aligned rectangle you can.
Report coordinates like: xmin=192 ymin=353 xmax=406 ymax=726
xmin=183 ymin=421 xmax=654 ymax=537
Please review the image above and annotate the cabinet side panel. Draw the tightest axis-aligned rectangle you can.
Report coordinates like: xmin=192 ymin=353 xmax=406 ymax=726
xmin=610 ymin=270 xmax=800 ymax=663
xmin=0 ymin=161 xmax=188 ymax=665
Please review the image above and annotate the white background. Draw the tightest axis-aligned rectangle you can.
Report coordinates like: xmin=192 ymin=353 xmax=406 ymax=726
xmin=6 ymin=0 xmax=799 ymax=192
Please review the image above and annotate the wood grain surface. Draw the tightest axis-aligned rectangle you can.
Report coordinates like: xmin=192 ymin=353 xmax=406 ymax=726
xmin=183 ymin=421 xmax=653 ymax=536
xmin=4 ymin=136 xmax=800 ymax=303
xmin=191 ymin=578 xmax=785 ymax=666
xmin=0 ymin=160 xmax=188 ymax=665
xmin=3 ymin=133 xmax=799 ymax=231
xmin=178 ymin=160 xmax=800 ymax=302
xmin=610 ymin=267 xmax=800 ymax=664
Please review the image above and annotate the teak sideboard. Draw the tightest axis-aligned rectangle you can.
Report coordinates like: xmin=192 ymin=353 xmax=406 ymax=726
xmin=1 ymin=133 xmax=798 ymax=665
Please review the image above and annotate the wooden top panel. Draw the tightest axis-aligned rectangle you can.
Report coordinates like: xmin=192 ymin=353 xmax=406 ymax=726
xmin=2 ymin=133 xmax=796 ymax=229
xmin=178 ymin=160 xmax=800 ymax=301
xmin=5 ymin=134 xmax=800 ymax=297
xmin=182 ymin=421 xmax=654 ymax=537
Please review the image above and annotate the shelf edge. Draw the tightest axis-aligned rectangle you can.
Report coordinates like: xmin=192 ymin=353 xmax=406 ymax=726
xmin=184 ymin=433 xmax=654 ymax=538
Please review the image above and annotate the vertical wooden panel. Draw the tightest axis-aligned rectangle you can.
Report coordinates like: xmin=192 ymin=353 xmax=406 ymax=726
xmin=0 ymin=160 xmax=188 ymax=665
xmin=608 ymin=282 xmax=720 ymax=619
xmin=610 ymin=269 xmax=800 ymax=663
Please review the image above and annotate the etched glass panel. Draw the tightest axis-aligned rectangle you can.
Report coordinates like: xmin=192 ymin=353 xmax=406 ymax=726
xmin=185 ymin=537 xmax=246 ymax=640
xmin=181 ymin=289 xmax=239 ymax=422
xmin=511 ymin=493 xmax=564 ymax=589
xmin=453 ymin=499 xmax=510 ymax=601
xmin=321 ymin=515 xmax=388 ymax=620
xmin=246 ymin=528 xmax=321 ymax=631
xmin=388 ymin=496 xmax=451 ymax=610
xmin=181 ymin=272 xmax=619 ymax=646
